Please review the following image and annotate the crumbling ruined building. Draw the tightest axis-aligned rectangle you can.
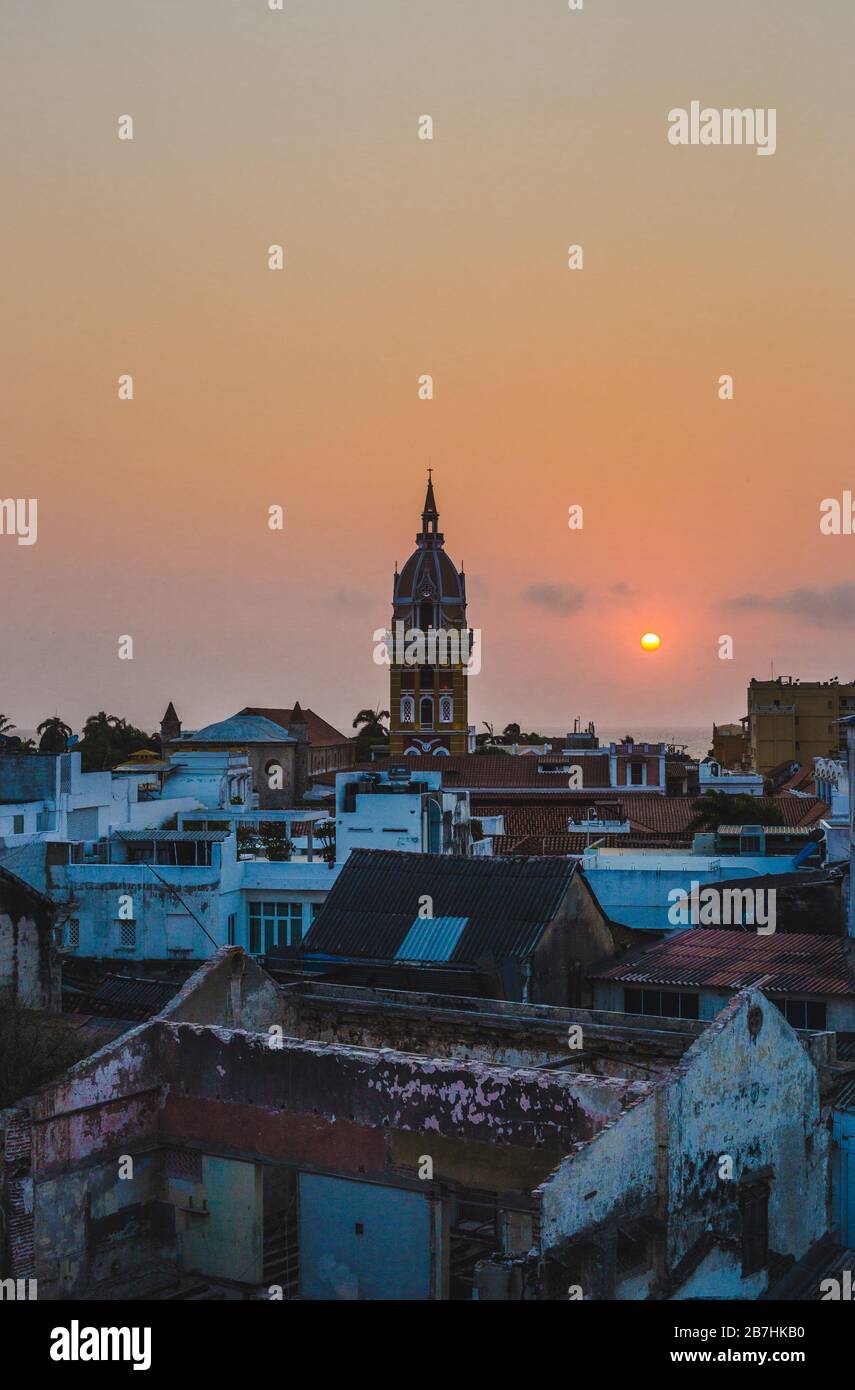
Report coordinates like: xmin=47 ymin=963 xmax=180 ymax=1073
xmin=0 ymin=862 xmax=59 ymax=1010
xmin=0 ymin=948 xmax=835 ymax=1300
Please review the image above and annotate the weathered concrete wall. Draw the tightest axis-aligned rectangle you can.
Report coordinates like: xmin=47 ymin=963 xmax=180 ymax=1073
xmin=59 ymin=866 xmax=222 ymax=959
xmin=170 ymin=1153 xmax=262 ymax=1285
xmin=530 ymin=875 xmax=617 ymax=1008
xmin=539 ymin=1093 xmax=657 ymax=1253
xmin=160 ymin=947 xmax=283 ymax=1031
xmin=29 ymin=1026 xmax=163 ymax=1178
xmin=33 ymin=1150 xmax=167 ymax=1298
xmin=664 ymin=989 xmax=828 ymax=1275
xmin=0 ymin=867 xmax=58 ymax=1009
xmin=279 ymin=986 xmax=694 ymax=1079
xmin=156 ymin=1024 xmax=652 ymax=1168
xmin=538 ymin=989 xmax=829 ymax=1298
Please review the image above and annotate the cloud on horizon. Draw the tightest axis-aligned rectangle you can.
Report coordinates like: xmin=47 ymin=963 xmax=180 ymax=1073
xmin=522 ymin=583 xmax=587 ymax=614
xmin=723 ymin=582 xmax=855 ymax=628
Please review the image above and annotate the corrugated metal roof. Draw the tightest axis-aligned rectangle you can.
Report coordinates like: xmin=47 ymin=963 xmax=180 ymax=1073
xmin=591 ymin=930 xmax=855 ymax=996
xmin=395 ymin=915 xmax=469 ymax=962
xmin=303 ymin=849 xmax=578 ymax=965
xmin=63 ymin=972 xmax=179 ymax=1020
xmin=116 ymin=829 xmax=229 ymax=842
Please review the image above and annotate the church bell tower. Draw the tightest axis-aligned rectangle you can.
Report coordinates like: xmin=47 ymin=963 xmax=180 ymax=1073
xmin=389 ymin=474 xmax=471 ymax=756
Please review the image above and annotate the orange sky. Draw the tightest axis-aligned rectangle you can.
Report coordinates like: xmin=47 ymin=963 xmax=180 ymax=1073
xmin=2 ymin=0 xmax=854 ymax=737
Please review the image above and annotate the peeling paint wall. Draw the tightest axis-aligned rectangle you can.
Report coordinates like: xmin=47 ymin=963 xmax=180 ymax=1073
xmin=0 ymin=869 xmax=58 ymax=1009
xmin=155 ymin=1024 xmax=651 ymax=1160
xmin=538 ymin=989 xmax=829 ymax=1299
xmin=664 ymin=990 xmax=828 ymax=1274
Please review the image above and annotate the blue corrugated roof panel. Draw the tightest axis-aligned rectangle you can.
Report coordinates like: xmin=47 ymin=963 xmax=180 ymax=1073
xmin=395 ymin=915 xmax=469 ymax=962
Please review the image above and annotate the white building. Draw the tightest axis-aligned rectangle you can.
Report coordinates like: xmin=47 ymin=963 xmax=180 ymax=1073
xmin=581 ymin=844 xmax=819 ymax=933
xmin=0 ymin=750 xmax=200 ymax=849
xmin=698 ymin=757 xmax=764 ymax=797
xmin=44 ymin=765 xmax=480 ymax=963
xmin=814 ymin=755 xmax=850 ymax=866
xmin=335 ymin=765 xmax=477 ymax=861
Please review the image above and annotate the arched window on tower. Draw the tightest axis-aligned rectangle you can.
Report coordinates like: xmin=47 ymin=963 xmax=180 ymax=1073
xmin=439 ymin=695 xmax=453 ymax=724
xmin=419 ymin=695 xmax=434 ymax=728
xmin=419 ymin=601 xmax=433 ymax=633
xmin=400 ymin=695 xmax=414 ymax=725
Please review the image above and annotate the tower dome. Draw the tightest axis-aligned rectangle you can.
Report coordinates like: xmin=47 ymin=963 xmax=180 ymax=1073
xmin=392 ymin=472 xmax=466 ymax=629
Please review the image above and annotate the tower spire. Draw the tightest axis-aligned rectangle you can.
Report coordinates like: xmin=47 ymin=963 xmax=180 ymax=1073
xmin=417 ymin=469 xmax=442 ymax=547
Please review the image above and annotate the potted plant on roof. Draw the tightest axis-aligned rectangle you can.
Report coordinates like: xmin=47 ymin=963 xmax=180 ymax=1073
xmin=314 ymin=819 xmax=336 ymax=868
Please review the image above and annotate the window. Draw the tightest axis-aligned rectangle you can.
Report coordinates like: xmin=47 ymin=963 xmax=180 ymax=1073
xmin=439 ymin=695 xmax=453 ymax=723
xmin=66 ymin=919 xmax=79 ymax=950
xmin=249 ymin=901 xmax=303 ymax=953
xmin=400 ymin=695 xmax=414 ymax=724
xmin=629 ymin=763 xmax=644 ymax=786
xmin=13 ymin=815 xmax=24 ymax=834
xmin=624 ymin=988 xmax=699 ymax=1020
xmin=118 ymin=921 xmax=136 ymax=949
xmin=740 ymin=1180 xmax=770 ymax=1277
xmin=227 ymin=912 xmax=236 ymax=946
xmin=773 ymin=997 xmax=827 ymax=1030
xmin=419 ymin=696 xmax=434 ymax=728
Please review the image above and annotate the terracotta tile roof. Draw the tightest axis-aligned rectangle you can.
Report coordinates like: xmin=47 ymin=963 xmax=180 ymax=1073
xmin=240 ymin=706 xmax=351 ymax=747
xmin=590 ymin=930 xmax=855 ymax=997
xmin=492 ymin=833 xmax=679 ymax=857
xmin=778 ymin=765 xmax=818 ymax=796
xmin=478 ymin=795 xmax=828 ymax=840
xmin=314 ymin=754 xmax=613 ymax=789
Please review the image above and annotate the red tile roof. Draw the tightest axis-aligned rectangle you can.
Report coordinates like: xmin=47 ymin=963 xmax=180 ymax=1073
xmin=491 ymin=833 xmax=679 ymax=857
xmin=476 ymin=795 xmax=828 ymax=843
xmin=591 ymin=930 xmax=855 ymax=997
xmin=240 ymin=706 xmax=351 ymax=747
xmin=778 ymin=765 xmax=818 ymax=796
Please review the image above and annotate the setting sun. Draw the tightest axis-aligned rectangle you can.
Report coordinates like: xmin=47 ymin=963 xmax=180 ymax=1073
xmin=640 ymin=632 xmax=661 ymax=651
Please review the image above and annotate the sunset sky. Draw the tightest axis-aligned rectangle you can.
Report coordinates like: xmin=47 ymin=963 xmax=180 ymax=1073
xmin=2 ymin=0 xmax=854 ymax=739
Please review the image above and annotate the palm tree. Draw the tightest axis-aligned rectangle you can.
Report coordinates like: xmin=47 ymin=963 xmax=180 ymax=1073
xmin=352 ymin=706 xmax=390 ymax=739
xmin=0 ymin=714 xmax=15 ymax=735
xmin=37 ymin=716 xmax=73 ymax=754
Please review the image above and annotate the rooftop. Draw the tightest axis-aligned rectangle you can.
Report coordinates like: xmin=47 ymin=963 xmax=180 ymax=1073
xmin=302 ymin=848 xmax=581 ymax=964
xmin=239 ymin=706 xmax=350 ymax=747
xmin=591 ymin=930 xmax=855 ymax=997
xmin=181 ymin=715 xmax=297 ymax=745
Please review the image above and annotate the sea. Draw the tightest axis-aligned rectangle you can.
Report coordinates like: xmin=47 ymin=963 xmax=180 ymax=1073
xmin=538 ymin=726 xmax=714 ymax=760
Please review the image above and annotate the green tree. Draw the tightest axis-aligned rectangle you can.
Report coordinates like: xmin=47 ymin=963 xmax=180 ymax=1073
xmin=0 ymin=714 xmax=15 ymax=735
xmin=79 ymin=712 xmax=159 ymax=771
xmin=0 ymin=995 xmax=88 ymax=1108
xmin=687 ymin=791 xmax=784 ymax=835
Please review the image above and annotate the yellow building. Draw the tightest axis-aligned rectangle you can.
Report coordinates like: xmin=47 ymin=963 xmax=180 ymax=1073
xmin=711 ymin=722 xmax=749 ymax=770
xmin=746 ymin=677 xmax=855 ymax=772
xmin=388 ymin=475 xmax=472 ymax=757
